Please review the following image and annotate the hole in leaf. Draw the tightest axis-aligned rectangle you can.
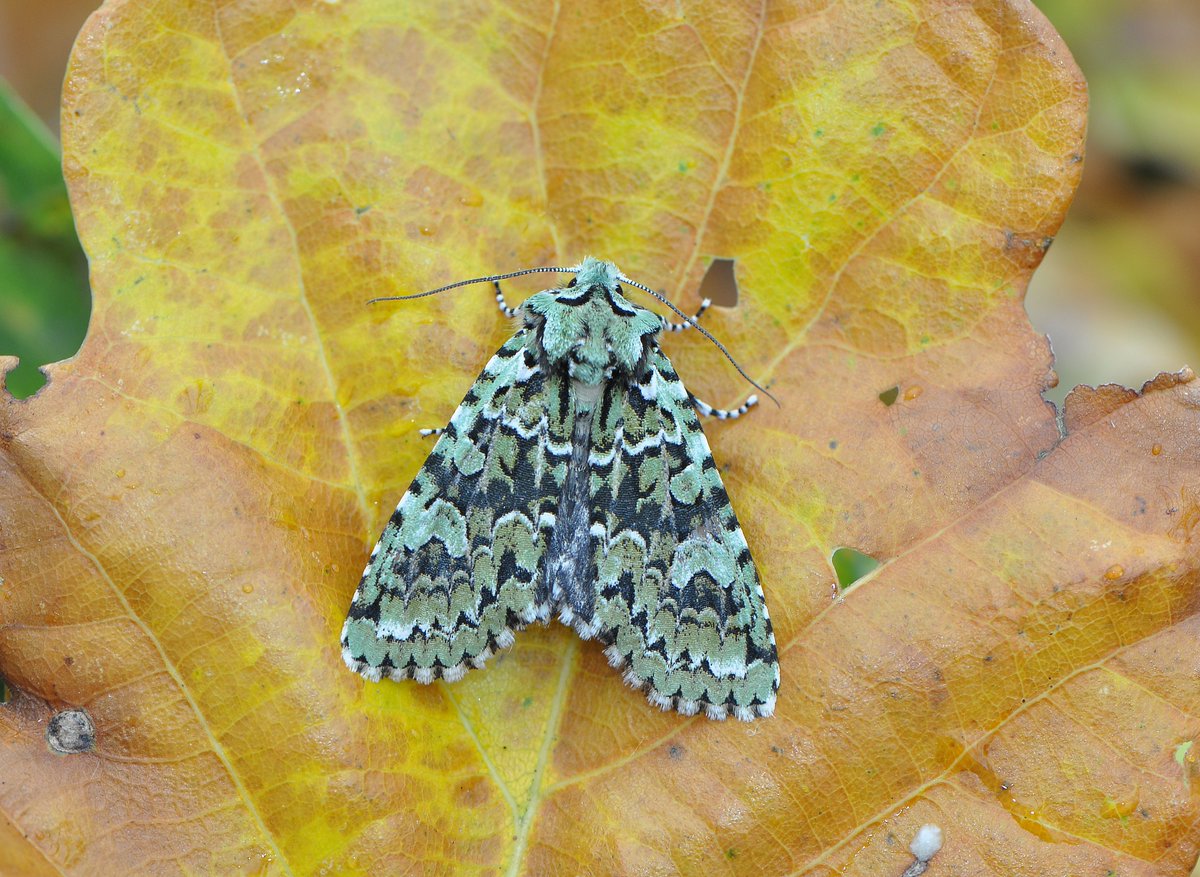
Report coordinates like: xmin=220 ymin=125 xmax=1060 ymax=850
xmin=2 ymin=360 xmax=47 ymax=399
xmin=1174 ymin=740 xmax=1193 ymax=767
xmin=0 ymin=674 xmax=9 ymax=705
xmin=878 ymin=385 xmax=900 ymax=406
xmin=698 ymin=258 xmax=738 ymax=307
xmin=831 ymin=546 xmax=880 ymax=589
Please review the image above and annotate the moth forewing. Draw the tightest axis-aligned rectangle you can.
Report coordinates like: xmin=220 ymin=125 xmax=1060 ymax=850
xmin=341 ymin=257 xmax=779 ymax=720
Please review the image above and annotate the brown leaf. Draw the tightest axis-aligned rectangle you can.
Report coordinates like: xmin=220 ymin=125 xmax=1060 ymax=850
xmin=2 ymin=1 xmax=1197 ymax=875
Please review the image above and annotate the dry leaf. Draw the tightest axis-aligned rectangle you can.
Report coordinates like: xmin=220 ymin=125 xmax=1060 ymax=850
xmin=2 ymin=1 xmax=1198 ymax=875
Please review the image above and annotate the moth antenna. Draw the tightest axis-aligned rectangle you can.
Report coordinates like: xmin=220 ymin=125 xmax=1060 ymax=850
xmin=369 ymin=265 xmax=578 ymax=304
xmin=618 ymin=275 xmax=779 ymax=407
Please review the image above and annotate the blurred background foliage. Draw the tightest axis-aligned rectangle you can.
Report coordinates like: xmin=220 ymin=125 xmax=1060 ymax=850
xmin=0 ymin=0 xmax=1198 ymax=404
xmin=0 ymin=0 xmax=94 ymax=399
xmin=1029 ymin=0 xmax=1200 ymax=405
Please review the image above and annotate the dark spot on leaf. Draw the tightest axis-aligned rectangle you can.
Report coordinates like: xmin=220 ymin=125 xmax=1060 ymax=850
xmin=668 ymin=745 xmax=683 ymax=760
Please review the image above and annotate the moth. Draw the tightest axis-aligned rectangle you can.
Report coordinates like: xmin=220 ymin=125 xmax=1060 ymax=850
xmin=341 ymin=257 xmax=779 ymax=720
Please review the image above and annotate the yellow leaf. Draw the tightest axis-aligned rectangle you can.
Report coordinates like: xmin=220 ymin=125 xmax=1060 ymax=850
xmin=2 ymin=1 xmax=1198 ymax=875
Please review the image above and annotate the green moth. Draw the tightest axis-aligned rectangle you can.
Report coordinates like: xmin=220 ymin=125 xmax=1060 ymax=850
xmin=341 ymin=257 xmax=779 ymax=720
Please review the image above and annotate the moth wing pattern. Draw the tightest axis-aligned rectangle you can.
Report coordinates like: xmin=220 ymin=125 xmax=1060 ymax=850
xmin=585 ymin=350 xmax=779 ymax=719
xmin=341 ymin=330 xmax=573 ymax=683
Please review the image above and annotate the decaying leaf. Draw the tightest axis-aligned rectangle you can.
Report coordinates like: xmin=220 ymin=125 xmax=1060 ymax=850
xmin=2 ymin=0 xmax=1197 ymax=875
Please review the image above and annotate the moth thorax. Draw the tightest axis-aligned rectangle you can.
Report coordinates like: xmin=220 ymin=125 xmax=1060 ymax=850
xmin=526 ymin=279 xmax=660 ymax=385
xmin=565 ymin=335 xmax=620 ymax=385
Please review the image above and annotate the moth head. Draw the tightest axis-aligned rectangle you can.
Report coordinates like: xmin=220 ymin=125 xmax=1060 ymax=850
xmin=524 ymin=259 xmax=663 ymax=384
xmin=568 ymin=256 xmax=623 ymax=292
xmin=367 ymin=256 xmax=776 ymax=404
